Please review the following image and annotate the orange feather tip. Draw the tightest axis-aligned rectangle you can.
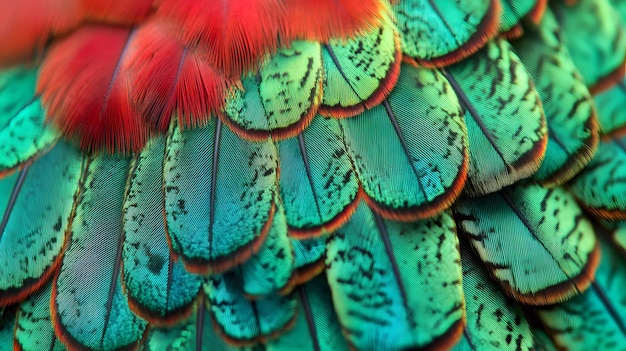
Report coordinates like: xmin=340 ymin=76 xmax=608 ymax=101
xmin=126 ymin=22 xmax=227 ymax=132
xmin=38 ymin=26 xmax=150 ymax=154
xmin=527 ymin=0 xmax=548 ymax=24
xmin=403 ymin=0 xmax=502 ymax=68
xmin=589 ymin=60 xmax=626 ymax=95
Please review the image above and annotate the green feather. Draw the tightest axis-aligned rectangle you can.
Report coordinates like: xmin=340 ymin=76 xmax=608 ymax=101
xmin=0 ymin=66 xmax=58 ymax=175
xmin=53 ymin=154 xmax=147 ymax=351
xmin=455 ymin=183 xmax=599 ymax=305
xmin=444 ymin=38 xmax=547 ymax=195
xmin=164 ymin=119 xmax=277 ymax=274
xmin=499 ymin=0 xmax=541 ymax=33
xmin=206 ymin=273 xmax=297 ymax=345
xmin=266 ymin=275 xmax=349 ymax=351
xmin=122 ymin=135 xmax=203 ymax=324
xmin=610 ymin=0 xmax=626 ymax=23
xmin=451 ymin=244 xmax=533 ymax=351
xmin=536 ymin=237 xmax=626 ymax=350
xmin=15 ymin=281 xmax=66 ymax=351
xmin=0 ymin=141 xmax=82 ymax=305
xmin=222 ymin=40 xmax=322 ymax=140
xmin=551 ymin=0 xmax=626 ymax=91
xmin=319 ymin=9 xmax=399 ymax=117
xmin=570 ymin=136 xmax=626 ymax=220
xmin=513 ymin=8 xmax=598 ymax=186
xmin=277 ymin=116 xmax=359 ymax=236
xmin=341 ymin=63 xmax=468 ymax=221
xmin=609 ymin=222 xmax=626 ymax=257
xmin=326 ymin=203 xmax=464 ymax=350
xmin=285 ymin=235 xmax=327 ymax=292
xmin=240 ymin=200 xmax=294 ymax=297
xmin=394 ymin=0 xmax=499 ymax=66
xmin=143 ymin=296 xmax=248 ymax=351
xmin=531 ymin=327 xmax=558 ymax=351
xmin=594 ymin=77 xmax=626 ymax=135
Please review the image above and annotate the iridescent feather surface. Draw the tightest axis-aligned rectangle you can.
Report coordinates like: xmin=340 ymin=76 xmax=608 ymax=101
xmin=1 ymin=0 xmax=626 ymax=350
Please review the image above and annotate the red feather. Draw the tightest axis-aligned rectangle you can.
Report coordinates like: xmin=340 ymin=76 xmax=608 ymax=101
xmin=282 ymin=0 xmax=384 ymax=42
xmin=38 ymin=26 xmax=149 ymax=153
xmin=125 ymin=21 xmax=229 ymax=131
xmin=80 ymin=0 xmax=156 ymax=24
xmin=157 ymin=0 xmax=285 ymax=78
xmin=0 ymin=0 xmax=82 ymax=66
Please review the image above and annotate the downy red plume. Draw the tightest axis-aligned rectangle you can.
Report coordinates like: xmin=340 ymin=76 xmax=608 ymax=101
xmin=156 ymin=0 xmax=286 ymax=78
xmin=0 ymin=0 xmax=81 ymax=66
xmin=79 ymin=0 xmax=156 ymax=24
xmin=125 ymin=20 xmax=228 ymax=132
xmin=281 ymin=0 xmax=384 ymax=42
xmin=38 ymin=26 xmax=149 ymax=153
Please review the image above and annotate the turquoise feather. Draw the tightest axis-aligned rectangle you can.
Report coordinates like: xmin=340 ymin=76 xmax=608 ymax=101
xmin=143 ymin=296 xmax=248 ymax=351
xmin=326 ymin=203 xmax=464 ymax=350
xmin=341 ymin=63 xmax=468 ymax=221
xmin=594 ymin=77 xmax=626 ymax=135
xmin=570 ymin=136 xmax=626 ymax=219
xmin=206 ymin=273 xmax=297 ymax=345
xmin=15 ymin=281 xmax=66 ymax=351
xmin=0 ymin=66 xmax=58 ymax=175
xmin=286 ymin=235 xmax=327 ymax=292
xmin=266 ymin=275 xmax=349 ymax=351
xmin=53 ymin=155 xmax=147 ymax=351
xmin=552 ymin=0 xmax=626 ymax=92
xmin=394 ymin=0 xmax=499 ymax=67
xmin=222 ymin=40 xmax=322 ymax=140
xmin=536 ymin=237 xmax=626 ymax=350
xmin=531 ymin=327 xmax=558 ymax=351
xmin=499 ymin=0 xmax=542 ymax=34
xmin=240 ymin=200 xmax=294 ymax=297
xmin=0 ymin=307 xmax=14 ymax=348
xmin=455 ymin=183 xmax=599 ymax=305
xmin=445 ymin=38 xmax=547 ymax=195
xmin=319 ymin=8 xmax=400 ymax=117
xmin=513 ymin=8 xmax=598 ymax=186
xmin=451 ymin=244 xmax=533 ymax=351
xmin=122 ymin=135 xmax=203 ymax=324
xmin=277 ymin=116 xmax=359 ymax=236
xmin=0 ymin=141 xmax=82 ymax=305
xmin=163 ymin=119 xmax=277 ymax=274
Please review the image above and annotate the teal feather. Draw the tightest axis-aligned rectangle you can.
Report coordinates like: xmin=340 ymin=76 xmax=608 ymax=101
xmin=0 ymin=307 xmax=15 ymax=348
xmin=570 ymin=136 xmax=626 ymax=219
xmin=319 ymin=8 xmax=400 ymax=117
xmin=142 ymin=295 xmax=248 ymax=351
xmin=393 ymin=0 xmax=500 ymax=67
xmin=609 ymin=222 xmax=626 ymax=257
xmin=206 ymin=273 xmax=297 ymax=345
xmin=222 ymin=40 xmax=322 ymax=140
xmin=277 ymin=116 xmax=359 ymax=236
xmin=163 ymin=119 xmax=277 ymax=274
xmin=0 ymin=66 xmax=58 ymax=175
xmin=53 ymin=154 xmax=147 ymax=351
xmin=285 ymin=235 xmax=327 ymax=292
xmin=454 ymin=183 xmax=599 ymax=305
xmin=266 ymin=275 xmax=349 ymax=351
xmin=240 ymin=200 xmax=294 ymax=297
xmin=531 ymin=327 xmax=558 ymax=351
xmin=341 ymin=63 xmax=468 ymax=221
xmin=513 ymin=8 xmax=598 ymax=186
xmin=594 ymin=77 xmax=626 ymax=135
xmin=445 ymin=38 xmax=547 ymax=195
xmin=499 ymin=0 xmax=543 ymax=34
xmin=326 ymin=202 xmax=464 ymax=350
xmin=122 ymin=135 xmax=203 ymax=324
xmin=0 ymin=141 xmax=82 ymax=305
xmin=551 ymin=0 xmax=626 ymax=93
xmin=15 ymin=281 xmax=66 ymax=351
xmin=451 ymin=243 xmax=533 ymax=351
xmin=536 ymin=237 xmax=626 ymax=350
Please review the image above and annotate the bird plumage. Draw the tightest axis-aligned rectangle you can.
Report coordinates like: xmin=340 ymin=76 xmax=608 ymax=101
xmin=1 ymin=0 xmax=626 ymax=350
